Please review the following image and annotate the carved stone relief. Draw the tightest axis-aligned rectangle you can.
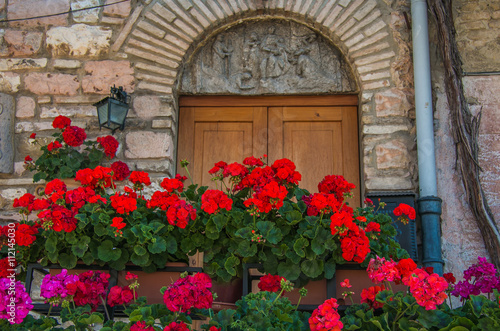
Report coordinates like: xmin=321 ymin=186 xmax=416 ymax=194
xmin=0 ymin=93 xmax=14 ymax=173
xmin=180 ymin=20 xmax=356 ymax=95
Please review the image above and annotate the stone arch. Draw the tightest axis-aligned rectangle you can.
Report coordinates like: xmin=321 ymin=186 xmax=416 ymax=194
xmin=114 ymin=0 xmax=416 ymax=192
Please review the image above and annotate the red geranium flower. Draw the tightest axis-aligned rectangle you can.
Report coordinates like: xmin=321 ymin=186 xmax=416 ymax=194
xmin=110 ymin=217 xmax=126 ymax=230
xmin=52 ymin=115 xmax=71 ymax=129
xmin=97 ymin=135 xmax=119 ymax=158
xmin=393 ymin=203 xmax=416 ymax=224
xmin=29 ymin=133 xmax=36 ymax=139
xmin=163 ymin=321 xmax=190 ymax=331
xmin=62 ymin=125 xmax=86 ymax=147
xmin=361 ymin=285 xmax=386 ymax=309
xmin=110 ymin=161 xmax=130 ymax=181
xmin=201 ymin=189 xmax=233 ymax=214
xmin=258 ymin=274 xmax=284 ymax=292
xmin=131 ymin=321 xmax=155 ymax=331
xmin=47 ymin=141 xmax=62 ymax=151
xmin=309 ymin=298 xmax=343 ymax=331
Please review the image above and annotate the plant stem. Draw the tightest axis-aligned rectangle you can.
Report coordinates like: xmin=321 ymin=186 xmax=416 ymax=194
xmin=182 ymin=163 xmax=194 ymax=186
xmin=392 ymin=302 xmax=415 ymax=331
xmin=273 ymin=288 xmax=285 ymax=304
xmin=47 ymin=304 xmax=53 ymax=318
xmin=100 ymin=295 xmax=111 ymax=321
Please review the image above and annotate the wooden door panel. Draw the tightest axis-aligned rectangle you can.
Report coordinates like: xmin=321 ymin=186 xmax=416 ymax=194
xmin=178 ymin=98 xmax=359 ymax=205
xmin=194 ymin=122 xmax=252 ymax=187
xmin=283 ymin=122 xmax=343 ymax=194
xmin=178 ymin=106 xmax=267 ymax=188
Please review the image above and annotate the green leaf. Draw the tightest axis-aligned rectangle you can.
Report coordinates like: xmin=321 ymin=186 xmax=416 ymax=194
xmin=286 ymin=210 xmax=303 ymax=224
xmin=71 ymin=237 xmax=90 ymax=258
xmin=206 ymin=219 xmax=220 ymax=240
xmin=94 ymin=223 xmax=108 ymax=236
xmin=45 ymin=235 xmax=58 ymax=254
xmin=65 ymin=232 xmax=78 ymax=244
xmin=58 ymin=253 xmax=77 ymax=269
xmin=324 ymin=258 xmax=336 ymax=279
xmin=81 ymin=251 xmax=94 ymax=265
xmin=224 ymin=255 xmax=240 ymax=276
xmin=165 ymin=235 xmax=177 ymax=254
xmin=417 ymin=309 xmax=453 ymax=329
xmin=301 ymin=259 xmax=323 ymax=278
xmin=266 ymin=226 xmax=283 ymax=244
xmin=277 ymin=261 xmax=301 ymax=280
xmin=131 ymin=252 xmax=150 ymax=266
xmin=293 ymin=237 xmax=309 ymax=258
xmin=236 ymin=240 xmax=258 ymax=257
xmin=213 ymin=214 xmax=228 ymax=231
xmin=134 ymin=245 xmax=147 ymax=256
xmin=97 ymin=240 xmax=121 ymax=262
xmin=148 ymin=236 xmax=167 ymax=254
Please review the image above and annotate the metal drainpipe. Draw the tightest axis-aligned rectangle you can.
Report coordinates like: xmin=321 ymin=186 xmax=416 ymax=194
xmin=411 ymin=0 xmax=444 ymax=275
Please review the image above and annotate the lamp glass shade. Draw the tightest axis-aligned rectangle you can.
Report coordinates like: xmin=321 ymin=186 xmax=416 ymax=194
xmin=94 ymin=97 xmax=129 ymax=132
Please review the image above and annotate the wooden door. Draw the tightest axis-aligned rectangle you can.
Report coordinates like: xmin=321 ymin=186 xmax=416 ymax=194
xmin=177 ymin=96 xmax=359 ymax=204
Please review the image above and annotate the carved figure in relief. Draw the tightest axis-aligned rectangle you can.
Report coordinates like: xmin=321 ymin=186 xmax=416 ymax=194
xmin=295 ymin=34 xmax=318 ymax=79
xmin=212 ymin=34 xmax=233 ymax=78
xmin=260 ymin=27 xmax=288 ymax=80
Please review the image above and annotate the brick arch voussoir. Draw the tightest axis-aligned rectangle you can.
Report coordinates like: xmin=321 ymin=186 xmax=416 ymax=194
xmin=118 ymin=0 xmax=397 ymax=95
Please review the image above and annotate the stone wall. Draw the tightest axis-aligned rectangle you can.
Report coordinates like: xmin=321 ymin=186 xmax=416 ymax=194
xmin=432 ymin=1 xmax=500 ymax=276
xmin=0 ymin=0 xmax=419 ymax=222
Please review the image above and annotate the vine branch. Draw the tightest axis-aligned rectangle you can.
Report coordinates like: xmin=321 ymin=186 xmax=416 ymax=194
xmin=427 ymin=0 xmax=500 ymax=268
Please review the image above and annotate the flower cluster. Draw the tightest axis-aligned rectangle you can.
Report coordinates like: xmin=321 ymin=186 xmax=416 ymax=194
xmin=309 ymin=298 xmax=343 ymax=331
xmin=40 ymin=269 xmax=80 ymax=306
xmin=25 ymin=115 xmax=120 ymax=182
xmin=451 ymin=256 xmax=500 ymax=300
xmin=367 ymin=256 xmax=448 ymax=310
xmin=163 ymin=273 xmax=213 ymax=313
xmin=360 ymin=285 xmax=386 ymax=309
xmin=209 ymin=156 xmax=300 ymax=214
xmin=163 ymin=321 xmax=190 ymax=331
xmin=201 ymin=189 xmax=233 ymax=214
xmin=40 ymin=269 xmax=110 ymax=311
xmin=258 ymin=274 xmax=285 ymax=292
xmin=130 ymin=321 xmax=155 ymax=331
xmin=393 ymin=203 xmax=416 ymax=224
xmin=0 ymin=278 xmax=33 ymax=324
xmin=107 ymin=272 xmax=138 ymax=307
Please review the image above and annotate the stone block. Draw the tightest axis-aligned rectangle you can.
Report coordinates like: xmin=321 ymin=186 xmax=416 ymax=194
xmin=132 ymin=95 xmax=162 ymax=119
xmin=0 ymin=93 xmax=14 ymax=173
xmin=25 ymin=73 xmax=79 ymax=95
xmin=82 ymin=60 xmax=135 ymax=94
xmin=152 ymin=119 xmax=172 ymax=129
xmin=376 ymin=140 xmax=409 ymax=169
xmin=53 ymin=59 xmax=82 ymax=69
xmin=365 ymin=176 xmax=413 ymax=190
xmin=0 ymin=58 xmax=47 ymax=71
xmin=125 ymin=131 xmax=173 ymax=159
xmin=37 ymin=96 xmax=51 ymax=104
xmin=8 ymin=0 xmax=70 ymax=27
xmin=40 ymin=105 xmax=95 ymax=118
xmin=1 ymin=188 xmax=27 ymax=201
xmin=363 ymin=124 xmax=409 ymax=135
xmin=16 ymin=96 xmax=35 ymax=118
xmin=0 ymin=30 xmax=43 ymax=57
xmin=71 ymin=0 xmax=100 ymax=23
xmin=0 ymin=72 xmax=20 ymax=93
xmin=47 ymin=24 xmax=113 ymax=57
xmin=375 ymin=88 xmax=413 ymax=117
xmin=103 ymin=0 xmax=131 ymax=17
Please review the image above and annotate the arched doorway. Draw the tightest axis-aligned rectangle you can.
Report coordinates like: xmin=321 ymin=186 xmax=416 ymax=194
xmin=176 ymin=19 xmax=360 ymax=202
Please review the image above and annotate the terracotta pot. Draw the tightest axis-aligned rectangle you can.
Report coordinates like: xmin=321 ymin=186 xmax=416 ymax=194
xmin=211 ymin=278 xmax=243 ymax=310
xmin=335 ymin=268 xmax=407 ymax=304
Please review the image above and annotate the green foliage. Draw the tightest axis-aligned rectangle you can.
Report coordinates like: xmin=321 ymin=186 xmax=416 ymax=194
xmin=211 ymin=291 xmax=310 ymax=331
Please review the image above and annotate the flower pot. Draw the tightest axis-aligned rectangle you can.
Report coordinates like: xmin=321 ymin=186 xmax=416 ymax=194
xmin=116 ymin=262 xmax=190 ymax=304
xmin=211 ymin=278 xmax=243 ymax=311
